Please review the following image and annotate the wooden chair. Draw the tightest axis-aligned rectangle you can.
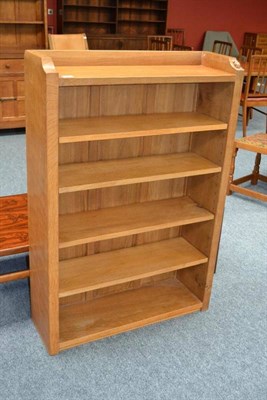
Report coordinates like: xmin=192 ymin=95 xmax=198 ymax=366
xmin=228 ymin=133 xmax=267 ymax=202
xmin=0 ymin=194 xmax=29 ymax=283
xmin=240 ymin=54 xmax=267 ymax=136
xmin=166 ymin=28 xmax=185 ymax=46
xmin=147 ymin=35 xmax=173 ymax=51
xmin=238 ymin=45 xmax=264 ymax=62
xmin=48 ymin=33 xmax=88 ymax=50
xmin=173 ymin=44 xmax=193 ymax=51
xmin=212 ymin=40 xmax=232 ymax=56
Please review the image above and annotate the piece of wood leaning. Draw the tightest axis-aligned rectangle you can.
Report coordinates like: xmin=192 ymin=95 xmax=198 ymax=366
xmin=25 ymin=50 xmax=243 ymax=355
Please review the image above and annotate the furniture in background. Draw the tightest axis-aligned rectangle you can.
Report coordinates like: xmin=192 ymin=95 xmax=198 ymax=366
xmin=238 ymin=45 xmax=264 ymax=62
xmin=147 ymin=35 xmax=173 ymax=50
xmin=240 ymin=55 xmax=267 ymax=136
xmin=62 ymin=0 xmax=168 ymax=50
xmin=243 ymin=32 xmax=267 ymax=55
xmin=166 ymin=29 xmax=185 ymax=47
xmin=173 ymin=45 xmax=193 ymax=51
xmin=0 ymin=0 xmax=47 ymax=130
xmin=0 ymin=194 xmax=29 ymax=283
xmin=203 ymin=31 xmax=238 ymax=57
xmin=25 ymin=49 xmax=243 ymax=355
xmin=168 ymin=29 xmax=193 ymax=51
xmin=212 ymin=40 xmax=232 ymax=56
xmin=228 ymin=133 xmax=267 ymax=202
xmin=48 ymin=33 xmax=88 ymax=50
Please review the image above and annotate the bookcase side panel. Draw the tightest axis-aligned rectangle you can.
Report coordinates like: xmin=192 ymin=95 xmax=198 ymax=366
xmin=180 ymin=78 xmax=243 ymax=309
xmin=25 ymin=52 xmax=59 ymax=355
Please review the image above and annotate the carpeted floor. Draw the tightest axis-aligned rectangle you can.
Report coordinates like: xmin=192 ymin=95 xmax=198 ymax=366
xmin=0 ymin=112 xmax=266 ymax=400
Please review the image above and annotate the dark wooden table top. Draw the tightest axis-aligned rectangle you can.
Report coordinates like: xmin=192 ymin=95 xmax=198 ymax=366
xmin=0 ymin=194 xmax=29 ymax=256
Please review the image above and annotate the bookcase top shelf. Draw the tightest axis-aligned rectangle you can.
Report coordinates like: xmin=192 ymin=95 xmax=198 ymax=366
xmin=25 ymin=50 xmax=244 ymax=87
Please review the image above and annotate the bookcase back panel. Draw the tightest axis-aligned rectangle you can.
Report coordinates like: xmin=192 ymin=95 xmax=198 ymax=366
xmin=0 ymin=26 xmax=45 ymax=48
xmin=59 ymin=271 xmax=178 ymax=306
xmin=59 ymin=226 xmax=181 ymax=261
xmin=58 ymin=83 xmax=198 ymax=119
xmin=63 ymin=23 xmax=116 ymax=35
xmin=66 ymin=7 xmax=116 ymax=22
xmin=86 ymin=272 xmax=177 ymax=301
xmin=59 ymin=133 xmax=190 ymax=164
xmin=0 ymin=0 xmax=44 ymax=21
xmin=59 ymin=178 xmax=185 ymax=214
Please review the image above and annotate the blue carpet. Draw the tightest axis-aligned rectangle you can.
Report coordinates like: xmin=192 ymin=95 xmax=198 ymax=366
xmin=0 ymin=112 xmax=266 ymax=400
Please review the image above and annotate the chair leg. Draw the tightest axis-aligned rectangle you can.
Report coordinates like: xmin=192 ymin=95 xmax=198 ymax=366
xmin=251 ymin=153 xmax=261 ymax=185
xmin=242 ymin=105 xmax=248 ymax=137
xmin=227 ymin=146 xmax=238 ymax=195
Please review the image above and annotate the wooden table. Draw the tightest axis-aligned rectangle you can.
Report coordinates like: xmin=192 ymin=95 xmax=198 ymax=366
xmin=0 ymin=193 xmax=29 ymax=282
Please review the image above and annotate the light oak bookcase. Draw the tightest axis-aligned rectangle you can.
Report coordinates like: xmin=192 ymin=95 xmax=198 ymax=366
xmin=25 ymin=50 xmax=243 ymax=355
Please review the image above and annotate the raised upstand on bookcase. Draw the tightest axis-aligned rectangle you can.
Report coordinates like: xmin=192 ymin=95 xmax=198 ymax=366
xmin=25 ymin=50 xmax=243 ymax=355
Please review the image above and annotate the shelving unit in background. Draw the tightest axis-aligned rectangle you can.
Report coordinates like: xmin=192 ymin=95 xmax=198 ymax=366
xmin=243 ymin=32 xmax=267 ymax=54
xmin=62 ymin=0 xmax=168 ymax=49
xmin=0 ymin=0 xmax=47 ymax=129
xmin=25 ymin=50 xmax=243 ymax=355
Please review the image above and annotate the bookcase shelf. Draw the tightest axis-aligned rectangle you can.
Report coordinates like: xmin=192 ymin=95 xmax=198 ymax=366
xmin=59 ymin=237 xmax=208 ymax=297
xmin=59 ymin=196 xmax=214 ymax=248
xmin=59 ymin=152 xmax=221 ymax=193
xmin=25 ymin=50 xmax=243 ymax=355
xmin=59 ymin=277 xmax=202 ymax=350
xmin=59 ymin=112 xmax=228 ymax=143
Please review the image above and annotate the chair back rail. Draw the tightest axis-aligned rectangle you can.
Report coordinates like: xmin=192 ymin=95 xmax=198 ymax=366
xmin=238 ymin=45 xmax=264 ymax=62
xmin=48 ymin=33 xmax=88 ymax=50
xmin=240 ymin=54 xmax=267 ymax=136
xmin=245 ymin=55 xmax=267 ymax=98
xmin=166 ymin=29 xmax=185 ymax=46
xmin=212 ymin=40 xmax=232 ymax=55
xmin=147 ymin=35 xmax=173 ymax=51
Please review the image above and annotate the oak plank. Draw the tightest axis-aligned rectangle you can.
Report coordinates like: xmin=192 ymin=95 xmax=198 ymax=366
xmin=59 ymin=112 xmax=227 ymax=143
xmin=59 ymin=278 xmax=202 ymax=350
xmin=59 ymin=152 xmax=221 ymax=193
xmin=59 ymin=237 xmax=208 ymax=297
xmin=59 ymin=196 xmax=214 ymax=248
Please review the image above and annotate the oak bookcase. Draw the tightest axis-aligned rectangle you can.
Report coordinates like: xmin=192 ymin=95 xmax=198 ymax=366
xmin=25 ymin=50 xmax=243 ymax=355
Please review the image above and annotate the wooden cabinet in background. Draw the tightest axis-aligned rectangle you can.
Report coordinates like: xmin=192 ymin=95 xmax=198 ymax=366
xmin=86 ymin=34 xmax=147 ymax=50
xmin=243 ymin=32 xmax=267 ymax=55
xmin=62 ymin=0 xmax=168 ymax=49
xmin=0 ymin=0 xmax=48 ymax=129
xmin=0 ymin=60 xmax=25 ymax=129
xmin=25 ymin=50 xmax=243 ymax=355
